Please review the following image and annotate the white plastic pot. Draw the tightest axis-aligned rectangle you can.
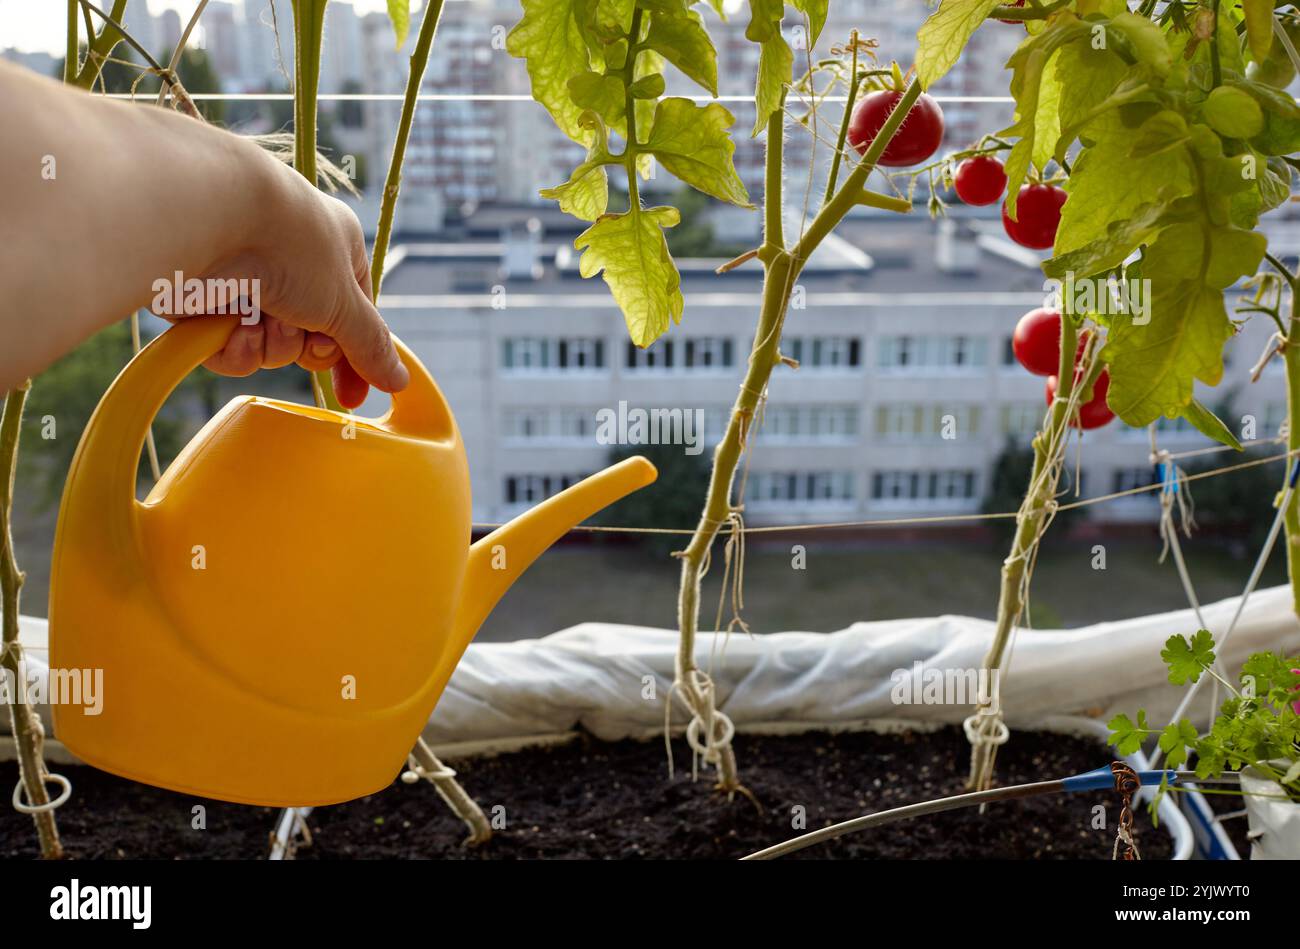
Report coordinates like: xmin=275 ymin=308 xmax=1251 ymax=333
xmin=1241 ymin=765 xmax=1300 ymax=859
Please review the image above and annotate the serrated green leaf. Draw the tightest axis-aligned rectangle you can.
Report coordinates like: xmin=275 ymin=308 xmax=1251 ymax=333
xmin=1043 ymin=200 xmax=1177 ymax=279
xmin=1243 ymin=0 xmax=1275 ymax=62
xmin=387 ymin=0 xmax=410 ymax=48
xmin=1057 ymin=111 xmax=1195 ymax=255
xmin=643 ymin=6 xmax=718 ymax=96
xmin=1108 ymin=710 xmax=1149 ymax=756
xmin=1104 ymin=221 xmax=1264 ymax=425
xmin=508 ymin=0 xmax=597 ymax=144
xmin=1032 ymin=50 xmax=1063 ymax=172
xmin=575 ymin=207 xmax=684 ymax=345
xmin=643 ymin=98 xmax=751 ymax=207
xmin=540 ymin=113 xmax=614 ymax=221
xmin=916 ymin=0 xmax=1003 ymax=89
xmin=1180 ymin=398 xmax=1244 ymax=451
xmin=1162 ymin=630 xmax=1217 ymax=686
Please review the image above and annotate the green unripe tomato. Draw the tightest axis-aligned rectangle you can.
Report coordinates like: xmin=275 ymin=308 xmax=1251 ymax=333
xmin=1203 ymin=86 xmax=1265 ymax=139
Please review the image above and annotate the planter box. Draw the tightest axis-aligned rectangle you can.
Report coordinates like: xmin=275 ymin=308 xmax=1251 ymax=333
xmin=1241 ymin=765 xmax=1300 ymax=859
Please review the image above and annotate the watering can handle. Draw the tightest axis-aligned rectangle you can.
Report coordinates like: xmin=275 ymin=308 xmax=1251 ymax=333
xmin=79 ymin=315 xmax=454 ymax=539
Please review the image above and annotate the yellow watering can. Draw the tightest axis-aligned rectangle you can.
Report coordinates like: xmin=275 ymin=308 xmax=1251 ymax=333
xmin=49 ymin=316 xmax=656 ymax=806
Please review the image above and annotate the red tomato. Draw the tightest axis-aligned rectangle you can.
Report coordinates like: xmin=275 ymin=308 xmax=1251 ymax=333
xmin=847 ymin=90 xmax=945 ymax=168
xmin=1045 ymin=371 xmax=1115 ymax=430
xmin=954 ymin=155 xmax=1007 ymax=206
xmin=1012 ymin=307 xmax=1060 ymax=376
xmin=1002 ymin=184 xmax=1067 ymax=250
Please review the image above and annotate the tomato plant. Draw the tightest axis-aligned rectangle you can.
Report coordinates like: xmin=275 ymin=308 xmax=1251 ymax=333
xmin=953 ymin=155 xmax=1007 ymax=205
xmin=916 ymin=0 xmax=1299 ymax=790
xmin=847 ymin=89 xmax=946 ymax=167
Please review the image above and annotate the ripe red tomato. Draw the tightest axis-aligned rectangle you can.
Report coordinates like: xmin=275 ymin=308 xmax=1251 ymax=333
xmin=847 ymin=90 xmax=945 ymax=168
xmin=954 ymin=155 xmax=1007 ymax=206
xmin=1002 ymin=184 xmax=1067 ymax=250
xmin=1045 ymin=371 xmax=1115 ymax=430
xmin=997 ymin=0 xmax=1026 ymax=24
xmin=1012 ymin=307 xmax=1060 ymax=376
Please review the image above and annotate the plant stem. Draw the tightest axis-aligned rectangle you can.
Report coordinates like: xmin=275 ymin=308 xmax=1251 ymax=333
xmin=360 ymin=0 xmax=490 ymax=846
xmin=673 ymin=79 xmax=923 ymax=793
xmin=622 ymin=8 xmax=646 ymax=212
xmin=290 ymin=0 xmax=343 ymax=411
xmin=822 ymin=32 xmax=860 ymax=207
xmin=64 ymin=0 xmax=78 ymax=83
xmin=370 ymin=0 xmax=446 ymax=299
xmin=967 ymin=316 xmax=1090 ymax=791
xmin=73 ymin=0 xmax=129 ymax=89
xmin=1 ymin=384 xmax=63 ymax=859
xmin=1283 ymin=281 xmax=1300 ymax=616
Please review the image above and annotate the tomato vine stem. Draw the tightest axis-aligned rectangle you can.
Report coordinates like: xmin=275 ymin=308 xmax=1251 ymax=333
xmin=673 ymin=80 xmax=923 ymax=795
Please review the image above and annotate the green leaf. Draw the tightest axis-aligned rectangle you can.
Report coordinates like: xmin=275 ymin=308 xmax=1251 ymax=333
xmin=567 ymin=71 xmax=626 ymax=125
xmin=915 ymin=0 xmax=1003 ymax=89
xmin=1031 ymin=50 xmax=1063 ymax=173
xmin=643 ymin=98 xmax=751 ymax=207
xmin=752 ymin=32 xmax=793 ymax=136
xmin=508 ymin=0 xmax=597 ymax=144
xmin=1158 ymin=720 xmax=1199 ymax=769
xmin=630 ymin=74 xmax=666 ymax=99
xmin=1103 ymin=221 xmax=1265 ymax=425
xmin=575 ymin=207 xmax=684 ymax=345
xmin=387 ymin=0 xmax=410 ymax=48
xmin=643 ymin=5 xmax=718 ymax=96
xmin=1043 ymin=200 xmax=1178 ymax=279
xmin=1106 ymin=12 xmax=1172 ymax=76
xmin=1056 ymin=110 xmax=1194 ymax=255
xmin=1162 ymin=630 xmax=1217 ymax=686
xmin=1180 ymin=398 xmax=1244 ymax=451
xmin=1000 ymin=21 xmax=1092 ymax=218
xmin=1243 ymin=0 xmax=1275 ymax=63
xmin=1108 ymin=710 xmax=1150 ymax=756
xmin=790 ymin=0 xmax=828 ymax=48
xmin=539 ymin=113 xmax=615 ymax=221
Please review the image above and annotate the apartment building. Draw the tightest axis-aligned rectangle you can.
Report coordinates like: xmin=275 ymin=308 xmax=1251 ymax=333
xmin=360 ymin=206 xmax=1292 ymax=527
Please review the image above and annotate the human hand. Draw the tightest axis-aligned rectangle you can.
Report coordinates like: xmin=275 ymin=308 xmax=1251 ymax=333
xmin=186 ymin=152 xmax=408 ymax=409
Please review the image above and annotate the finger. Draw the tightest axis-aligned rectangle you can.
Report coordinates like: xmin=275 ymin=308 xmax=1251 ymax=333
xmin=202 ymin=321 xmax=265 ymax=377
xmin=331 ymin=357 xmax=369 ymax=409
xmin=320 ymin=289 xmax=409 ymax=395
xmin=261 ymin=315 xmax=304 ymax=369
xmin=296 ymin=332 xmax=341 ymax=372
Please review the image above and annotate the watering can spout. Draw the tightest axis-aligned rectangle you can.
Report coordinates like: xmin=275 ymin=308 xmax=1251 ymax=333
xmin=452 ymin=456 xmax=657 ymax=649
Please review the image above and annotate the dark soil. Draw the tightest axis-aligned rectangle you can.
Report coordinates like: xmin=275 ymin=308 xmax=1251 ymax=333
xmin=0 ymin=727 xmax=1171 ymax=860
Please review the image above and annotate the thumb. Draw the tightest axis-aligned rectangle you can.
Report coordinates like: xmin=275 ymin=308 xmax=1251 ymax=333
xmin=325 ymin=289 xmax=410 ymax=395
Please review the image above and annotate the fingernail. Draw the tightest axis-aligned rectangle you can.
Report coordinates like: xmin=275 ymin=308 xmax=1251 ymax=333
xmin=277 ymin=321 xmax=301 ymax=337
xmin=311 ymin=341 xmax=337 ymax=359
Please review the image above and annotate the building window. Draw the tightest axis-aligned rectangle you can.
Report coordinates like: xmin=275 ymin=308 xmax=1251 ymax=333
xmin=1000 ymin=403 xmax=1041 ymax=438
xmin=684 ymin=337 xmax=734 ymax=369
xmin=1112 ymin=467 xmax=1158 ymax=495
xmin=764 ymin=405 xmax=859 ymax=441
xmin=627 ymin=339 xmax=674 ymax=370
xmin=502 ymin=409 xmax=596 ymax=442
xmin=784 ymin=336 xmax=861 ymax=369
xmin=878 ymin=334 xmax=989 ymax=371
xmin=871 ymin=469 xmax=977 ymax=501
xmin=627 ymin=337 xmax=735 ymax=371
xmin=504 ymin=473 xmax=586 ymax=505
xmin=746 ymin=471 xmax=854 ymax=504
xmin=875 ymin=405 xmax=981 ymax=440
xmin=502 ymin=338 xmax=605 ymax=372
